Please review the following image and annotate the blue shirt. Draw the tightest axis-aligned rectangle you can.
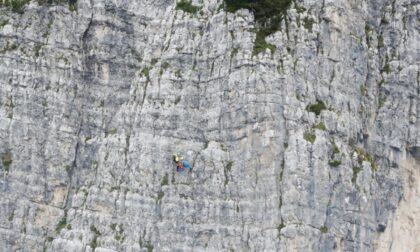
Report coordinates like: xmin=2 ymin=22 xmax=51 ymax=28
xmin=182 ymin=160 xmax=191 ymax=169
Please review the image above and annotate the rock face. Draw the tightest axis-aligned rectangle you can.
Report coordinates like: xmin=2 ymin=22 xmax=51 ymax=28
xmin=0 ymin=0 xmax=419 ymax=251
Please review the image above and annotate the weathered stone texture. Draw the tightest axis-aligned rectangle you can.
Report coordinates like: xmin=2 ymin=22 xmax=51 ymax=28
xmin=0 ymin=0 xmax=418 ymax=251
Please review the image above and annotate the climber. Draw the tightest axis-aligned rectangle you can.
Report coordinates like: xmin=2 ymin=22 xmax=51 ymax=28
xmin=177 ymin=160 xmax=192 ymax=172
xmin=176 ymin=160 xmax=185 ymax=172
xmin=177 ymin=159 xmax=192 ymax=173
xmin=173 ymin=153 xmax=192 ymax=172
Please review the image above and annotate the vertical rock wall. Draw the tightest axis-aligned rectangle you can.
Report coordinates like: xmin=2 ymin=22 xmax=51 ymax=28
xmin=0 ymin=0 xmax=418 ymax=251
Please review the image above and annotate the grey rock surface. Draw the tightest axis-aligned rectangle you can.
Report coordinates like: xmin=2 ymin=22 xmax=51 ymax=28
xmin=0 ymin=0 xmax=419 ymax=251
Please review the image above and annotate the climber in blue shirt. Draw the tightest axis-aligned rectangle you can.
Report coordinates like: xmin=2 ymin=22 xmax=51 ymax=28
xmin=177 ymin=160 xmax=192 ymax=172
xmin=173 ymin=153 xmax=192 ymax=172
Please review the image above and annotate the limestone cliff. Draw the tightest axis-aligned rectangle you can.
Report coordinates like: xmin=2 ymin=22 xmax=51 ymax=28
xmin=0 ymin=0 xmax=419 ymax=251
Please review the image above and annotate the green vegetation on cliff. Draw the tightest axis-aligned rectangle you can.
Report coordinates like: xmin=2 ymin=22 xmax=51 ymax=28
xmin=0 ymin=0 xmax=77 ymax=13
xmin=224 ymin=0 xmax=292 ymax=55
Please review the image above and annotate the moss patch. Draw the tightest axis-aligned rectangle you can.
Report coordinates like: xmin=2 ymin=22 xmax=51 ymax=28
xmin=302 ymin=17 xmax=315 ymax=32
xmin=377 ymin=34 xmax=384 ymax=49
xmin=157 ymin=191 xmax=164 ymax=203
xmin=37 ymin=0 xmax=78 ymax=11
xmin=89 ymin=224 xmax=101 ymax=250
xmin=150 ymin=58 xmax=158 ymax=66
xmin=252 ymin=31 xmax=276 ymax=55
xmin=306 ymin=100 xmax=327 ymax=116
xmin=160 ymin=62 xmax=170 ymax=75
xmin=354 ymin=147 xmax=377 ymax=171
xmin=295 ymin=3 xmax=306 ymax=13
xmin=303 ymin=130 xmax=316 ymax=144
xmin=90 ymin=224 xmax=101 ymax=236
xmin=0 ymin=19 xmax=8 ymax=28
xmin=351 ymin=166 xmax=362 ymax=184
xmin=365 ymin=23 xmax=373 ymax=48
xmin=68 ymin=0 xmax=77 ymax=11
xmin=360 ymin=84 xmax=368 ymax=96
xmin=381 ymin=57 xmax=391 ymax=74
xmin=2 ymin=0 xmax=30 ymax=13
xmin=331 ymin=140 xmax=340 ymax=155
xmin=328 ymin=160 xmax=341 ymax=167
xmin=55 ymin=215 xmax=67 ymax=233
xmin=1 ymin=152 xmax=12 ymax=172
xmin=224 ymin=0 xmax=292 ymax=55
xmin=33 ymin=44 xmax=42 ymax=57
xmin=106 ymin=128 xmax=117 ymax=137
xmin=313 ymin=122 xmax=326 ymax=131
xmin=0 ymin=42 xmax=18 ymax=53
xmin=224 ymin=0 xmax=292 ymax=22
xmin=161 ymin=174 xmax=169 ymax=186
xmin=141 ymin=67 xmax=151 ymax=83
xmin=89 ymin=237 xmax=98 ymax=250
xmin=224 ymin=160 xmax=233 ymax=186
xmin=145 ymin=241 xmax=154 ymax=252
xmin=176 ymin=0 xmax=200 ymax=14
xmin=231 ymin=47 xmax=239 ymax=58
